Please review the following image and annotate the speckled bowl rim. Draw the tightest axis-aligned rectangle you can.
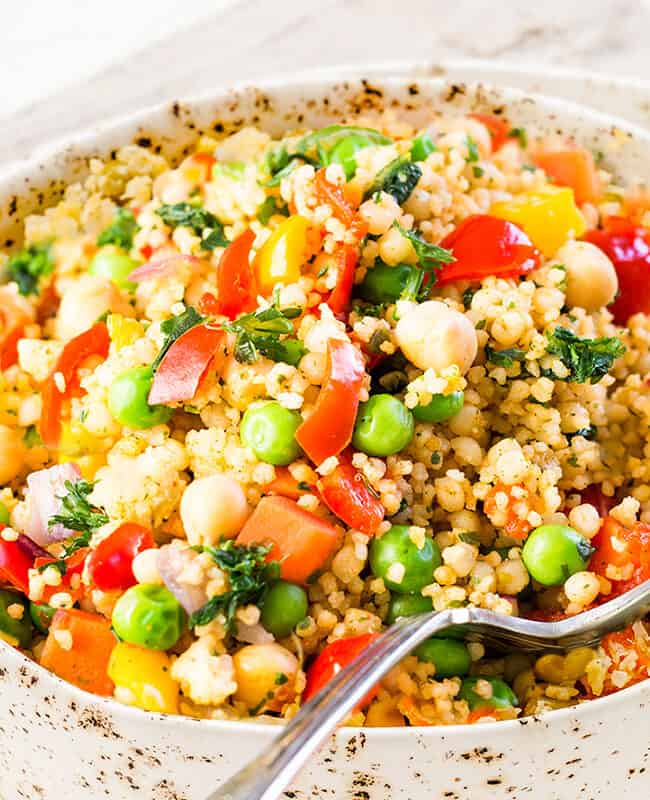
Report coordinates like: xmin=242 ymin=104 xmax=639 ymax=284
xmin=1 ymin=68 xmax=649 ymax=740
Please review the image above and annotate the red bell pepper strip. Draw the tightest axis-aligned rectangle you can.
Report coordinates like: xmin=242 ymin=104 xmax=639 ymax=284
xmin=469 ymin=113 xmax=510 ymax=152
xmin=438 ymin=215 xmax=539 ymax=284
xmin=317 ymin=451 xmax=384 ymax=535
xmin=215 ymin=229 xmax=257 ymax=320
xmin=584 ymin=218 xmax=650 ymax=324
xmin=40 ymin=609 xmax=116 ymax=696
xmin=590 ymin=515 xmax=650 ymax=596
xmin=314 ymin=170 xmax=367 ymax=242
xmin=34 ymin=548 xmax=90 ymax=605
xmin=39 ymin=322 xmax=110 ymax=449
xmin=0 ymin=528 xmax=48 ymax=594
xmin=326 ymin=246 xmax=358 ymax=315
xmin=303 ymin=633 xmax=380 ymax=709
xmin=295 ymin=339 xmax=366 ymax=465
xmin=534 ymin=148 xmax=601 ymax=205
xmin=237 ymin=495 xmax=342 ymax=584
xmin=86 ymin=523 xmax=154 ymax=591
xmin=148 ymin=323 xmax=224 ymax=405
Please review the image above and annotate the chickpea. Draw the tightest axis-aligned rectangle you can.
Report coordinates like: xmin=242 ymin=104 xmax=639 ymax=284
xmin=180 ymin=474 xmax=250 ymax=546
xmin=0 ymin=425 xmax=26 ymax=484
xmin=55 ymin=275 xmax=127 ymax=341
xmin=395 ymin=300 xmax=477 ymax=374
xmin=233 ymin=643 xmax=299 ymax=712
xmin=555 ymin=241 xmax=618 ymax=311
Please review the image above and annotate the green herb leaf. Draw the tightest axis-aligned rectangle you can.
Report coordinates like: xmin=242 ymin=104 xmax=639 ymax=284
xmin=544 ymin=327 xmax=625 ymax=384
xmin=189 ymin=541 xmax=279 ymax=631
xmin=23 ymin=425 xmax=43 ymax=448
xmin=295 ymin=125 xmax=391 ymax=158
xmin=224 ymin=303 xmax=306 ymax=366
xmin=485 ymin=346 xmax=527 ymax=368
xmin=393 ymin=222 xmax=455 ymax=276
xmin=508 ymin=128 xmax=528 ymax=149
xmin=257 ymin=196 xmax=289 ymax=225
xmin=465 ymin=136 xmax=479 ymax=163
xmin=364 ymin=156 xmax=422 ymax=205
xmin=152 ymin=307 xmax=206 ymax=371
xmin=7 ymin=243 xmax=54 ymax=296
xmin=351 ymin=301 xmax=386 ymax=318
xmin=458 ymin=532 xmax=480 ymax=545
xmin=49 ymin=480 xmax=109 ymax=556
xmin=566 ymin=425 xmax=597 ymax=442
xmin=156 ymin=203 xmax=229 ymax=251
xmin=472 ymin=166 xmax=485 ymax=178
xmin=97 ymin=208 xmax=139 ymax=250
xmin=462 ymin=287 xmax=476 ymax=310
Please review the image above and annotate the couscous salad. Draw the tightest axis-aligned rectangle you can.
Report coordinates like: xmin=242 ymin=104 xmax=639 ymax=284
xmin=0 ymin=111 xmax=649 ymax=726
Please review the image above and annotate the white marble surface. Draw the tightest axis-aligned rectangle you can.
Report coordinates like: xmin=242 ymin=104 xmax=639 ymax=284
xmin=2 ymin=0 xmax=650 ymax=165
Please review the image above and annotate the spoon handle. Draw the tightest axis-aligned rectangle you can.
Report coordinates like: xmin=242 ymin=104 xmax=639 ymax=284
xmin=205 ymin=608 xmax=460 ymax=800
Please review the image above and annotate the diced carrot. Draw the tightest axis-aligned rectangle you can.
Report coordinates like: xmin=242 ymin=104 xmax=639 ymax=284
xmin=236 ymin=495 xmax=342 ymax=584
xmin=533 ymin=148 xmax=601 ymax=205
xmin=265 ymin=467 xmax=315 ymax=500
xmin=40 ymin=609 xmax=116 ymax=696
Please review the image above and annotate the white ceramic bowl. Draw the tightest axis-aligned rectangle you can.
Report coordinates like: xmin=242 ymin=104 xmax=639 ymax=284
xmin=2 ymin=72 xmax=650 ymax=800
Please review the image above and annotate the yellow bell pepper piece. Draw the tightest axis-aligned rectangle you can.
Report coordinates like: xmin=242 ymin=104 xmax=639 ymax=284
xmin=107 ymin=314 xmax=143 ymax=351
xmin=58 ymin=420 xmax=106 ymax=480
xmin=253 ymin=215 xmax=310 ymax=294
xmin=491 ymin=186 xmax=586 ymax=257
xmin=107 ymin=642 xmax=179 ymax=714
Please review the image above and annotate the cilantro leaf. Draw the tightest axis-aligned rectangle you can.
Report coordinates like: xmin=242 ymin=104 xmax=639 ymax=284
xmin=152 ymin=307 xmax=206 ymax=371
xmin=364 ymin=156 xmax=422 ymax=205
xmin=224 ymin=304 xmax=306 ymax=366
xmin=189 ymin=541 xmax=279 ymax=631
xmin=7 ymin=243 xmax=54 ymax=296
xmin=393 ymin=222 xmax=455 ymax=277
xmin=544 ymin=327 xmax=625 ymax=384
xmin=485 ymin=346 xmax=527 ymax=368
xmin=156 ymin=203 xmax=229 ymax=251
xmin=49 ymin=480 xmax=109 ymax=557
xmin=97 ymin=208 xmax=139 ymax=250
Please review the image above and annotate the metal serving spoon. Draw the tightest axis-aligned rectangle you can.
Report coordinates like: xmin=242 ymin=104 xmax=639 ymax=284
xmin=207 ymin=579 xmax=650 ymax=800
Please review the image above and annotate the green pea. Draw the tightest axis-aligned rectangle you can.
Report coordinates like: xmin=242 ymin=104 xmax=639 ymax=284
xmin=89 ymin=249 xmax=139 ymax=290
xmin=410 ymin=133 xmax=436 ymax=162
xmin=112 ymin=584 xmax=185 ymax=650
xmin=261 ymin=581 xmax=308 ymax=638
xmin=458 ymin=676 xmax=518 ymax=711
xmin=521 ymin=524 xmax=594 ymax=586
xmin=386 ymin=594 xmax=433 ymax=625
xmin=414 ymin=638 xmax=471 ymax=677
xmin=0 ymin=590 xmax=32 ymax=649
xmin=0 ymin=502 xmax=10 ymax=526
xmin=108 ymin=366 xmax=173 ymax=429
xmin=412 ymin=391 xmax=465 ymax=423
xmin=324 ymin=134 xmax=374 ymax=180
xmin=358 ymin=261 xmax=421 ymax=304
xmin=369 ymin=525 xmax=441 ymax=594
xmin=30 ymin=602 xmax=56 ymax=634
xmin=352 ymin=394 xmax=414 ymax=457
xmin=240 ymin=401 xmax=302 ymax=466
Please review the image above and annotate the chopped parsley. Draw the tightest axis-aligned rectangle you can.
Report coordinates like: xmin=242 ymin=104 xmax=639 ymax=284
xmin=49 ymin=480 xmax=109 ymax=558
xmin=275 ymin=672 xmax=289 ymax=686
xmin=364 ymin=155 xmax=422 ymax=205
xmin=508 ymin=128 xmax=528 ymax=149
xmin=465 ymin=136 xmax=479 ymax=163
xmin=430 ymin=452 xmax=442 ymax=465
xmin=224 ymin=302 xmax=306 ymax=366
xmin=458 ymin=532 xmax=480 ymax=545
xmin=462 ymin=287 xmax=476 ymax=310
xmin=189 ymin=541 xmax=279 ymax=631
xmin=351 ymin=301 xmax=386 ymax=318
xmin=152 ymin=307 xmax=206 ymax=371
xmin=22 ymin=425 xmax=42 ymax=448
xmin=544 ymin=327 xmax=625 ymax=384
xmin=566 ymin=425 xmax=597 ymax=442
xmin=256 ymin=196 xmax=289 ymax=225
xmin=472 ymin=165 xmax=485 ymax=179
xmin=97 ymin=208 xmax=139 ymax=250
xmin=393 ymin=222 xmax=455 ymax=278
xmin=485 ymin=346 xmax=526 ymax=368
xmin=7 ymin=243 xmax=54 ymax=296
xmin=156 ymin=203 xmax=229 ymax=251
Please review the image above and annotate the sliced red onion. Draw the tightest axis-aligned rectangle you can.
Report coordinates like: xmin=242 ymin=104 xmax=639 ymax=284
xmin=157 ymin=543 xmax=208 ymax=615
xmin=236 ymin=621 xmax=274 ymax=645
xmin=26 ymin=463 xmax=82 ymax=546
xmin=15 ymin=533 xmax=49 ymax=562
xmin=128 ymin=254 xmax=199 ymax=283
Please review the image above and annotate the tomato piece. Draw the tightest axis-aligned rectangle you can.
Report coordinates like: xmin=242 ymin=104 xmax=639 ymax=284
xmin=584 ymin=218 xmax=650 ymax=324
xmin=86 ymin=523 xmax=154 ymax=591
xmin=534 ymin=148 xmax=601 ymax=206
xmin=303 ymin=633 xmax=380 ymax=709
xmin=214 ymin=229 xmax=257 ymax=319
xmin=599 ymin=625 xmax=650 ymax=695
xmin=295 ymin=339 xmax=366 ymax=465
xmin=198 ymin=291 xmax=220 ymax=315
xmin=39 ymin=322 xmax=110 ymax=448
xmin=438 ymin=215 xmax=539 ymax=284
xmin=469 ymin=113 xmax=510 ymax=152
xmin=40 ymin=609 xmax=116 ymax=696
xmin=237 ymin=495 xmax=342 ymax=584
xmin=326 ymin=246 xmax=358 ymax=315
xmin=34 ymin=548 xmax=90 ymax=605
xmin=590 ymin=516 xmax=650 ymax=595
xmin=148 ymin=324 xmax=224 ymax=405
xmin=314 ymin=170 xmax=367 ymax=242
xmin=484 ymin=482 xmax=535 ymax=541
xmin=317 ymin=451 xmax=384 ymax=535
xmin=0 ymin=534 xmax=38 ymax=594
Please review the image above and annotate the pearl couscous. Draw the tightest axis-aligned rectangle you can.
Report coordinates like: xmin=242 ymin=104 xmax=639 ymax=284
xmin=0 ymin=111 xmax=649 ymax=727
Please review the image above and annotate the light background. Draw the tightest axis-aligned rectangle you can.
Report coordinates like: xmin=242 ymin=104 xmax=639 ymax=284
xmin=2 ymin=0 xmax=650 ymax=165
